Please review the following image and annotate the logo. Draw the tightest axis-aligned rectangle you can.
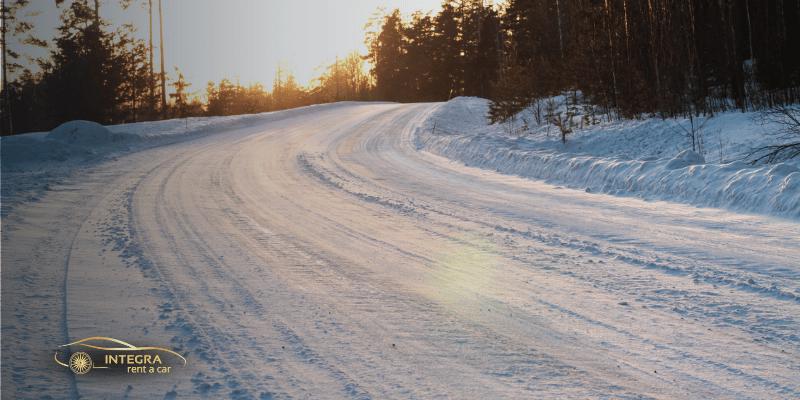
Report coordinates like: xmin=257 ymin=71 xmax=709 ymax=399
xmin=68 ymin=352 xmax=93 ymax=374
xmin=55 ymin=337 xmax=186 ymax=375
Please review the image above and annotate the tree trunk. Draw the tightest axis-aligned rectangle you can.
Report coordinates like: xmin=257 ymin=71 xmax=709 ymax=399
xmin=132 ymin=69 xmax=137 ymax=122
xmin=555 ymin=0 xmax=564 ymax=60
xmin=603 ymin=0 xmax=618 ymax=108
xmin=334 ymin=55 xmax=339 ymax=101
xmin=149 ymin=0 xmax=155 ymax=114
xmin=744 ymin=0 xmax=754 ymax=66
xmin=622 ymin=0 xmax=630 ymax=62
xmin=158 ymin=0 xmax=166 ymax=117
xmin=724 ymin=0 xmax=744 ymax=109
xmin=1 ymin=0 xmax=11 ymax=135
xmin=647 ymin=0 xmax=662 ymax=107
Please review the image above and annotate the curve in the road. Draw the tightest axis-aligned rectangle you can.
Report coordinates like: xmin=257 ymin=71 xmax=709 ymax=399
xmin=3 ymin=102 xmax=798 ymax=399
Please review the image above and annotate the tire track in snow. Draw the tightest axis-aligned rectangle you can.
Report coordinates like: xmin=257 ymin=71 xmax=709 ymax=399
xmin=8 ymin=102 xmax=796 ymax=399
xmin=290 ymin=104 xmax=800 ymax=397
xmin=301 ymin=124 xmax=800 ymax=351
xmin=139 ymin=143 xmax=279 ymax=399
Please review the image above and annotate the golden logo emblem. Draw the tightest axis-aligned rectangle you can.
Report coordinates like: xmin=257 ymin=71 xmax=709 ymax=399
xmin=55 ymin=337 xmax=186 ymax=375
xmin=68 ymin=352 xmax=93 ymax=375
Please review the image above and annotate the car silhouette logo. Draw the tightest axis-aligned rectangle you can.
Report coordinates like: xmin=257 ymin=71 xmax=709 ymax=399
xmin=55 ymin=336 xmax=186 ymax=375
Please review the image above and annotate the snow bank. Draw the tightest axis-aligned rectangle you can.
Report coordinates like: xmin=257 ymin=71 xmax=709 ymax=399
xmin=415 ymin=97 xmax=800 ymax=218
xmin=0 ymin=102 xmax=352 ymax=214
xmin=47 ymin=120 xmax=127 ymax=145
xmin=665 ymin=150 xmax=705 ymax=170
xmin=1 ymin=102 xmax=352 ymax=170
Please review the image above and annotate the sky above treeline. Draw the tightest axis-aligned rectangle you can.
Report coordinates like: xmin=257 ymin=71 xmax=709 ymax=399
xmin=11 ymin=0 xmax=443 ymax=89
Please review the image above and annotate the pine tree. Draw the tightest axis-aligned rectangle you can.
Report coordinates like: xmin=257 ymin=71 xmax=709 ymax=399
xmin=42 ymin=0 xmax=117 ymax=123
xmin=434 ymin=2 xmax=462 ymax=99
xmin=366 ymin=9 xmax=406 ymax=101
xmin=403 ymin=11 xmax=437 ymax=100
xmin=111 ymin=24 xmax=150 ymax=122
xmin=473 ymin=5 xmax=501 ymax=98
xmin=169 ymin=66 xmax=190 ymax=117
xmin=1 ymin=0 xmax=46 ymax=135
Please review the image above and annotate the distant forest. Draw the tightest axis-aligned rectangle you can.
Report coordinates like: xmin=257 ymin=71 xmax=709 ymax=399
xmin=367 ymin=0 xmax=800 ymax=121
xmin=2 ymin=0 xmax=800 ymax=135
xmin=0 ymin=0 xmax=371 ymax=135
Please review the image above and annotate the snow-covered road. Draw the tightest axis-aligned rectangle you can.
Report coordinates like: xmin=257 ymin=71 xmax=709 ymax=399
xmin=3 ymin=103 xmax=799 ymax=399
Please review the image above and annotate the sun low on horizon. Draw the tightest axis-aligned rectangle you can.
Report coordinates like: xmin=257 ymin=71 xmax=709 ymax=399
xmin=11 ymin=0 xmax=444 ymax=88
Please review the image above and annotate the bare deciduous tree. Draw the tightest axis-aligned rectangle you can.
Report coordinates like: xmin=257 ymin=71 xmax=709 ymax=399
xmin=750 ymin=105 xmax=800 ymax=163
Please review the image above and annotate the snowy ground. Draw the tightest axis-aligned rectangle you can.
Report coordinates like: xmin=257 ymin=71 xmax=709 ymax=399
xmin=417 ymin=97 xmax=800 ymax=218
xmin=2 ymin=102 xmax=799 ymax=399
xmin=0 ymin=103 xmax=356 ymax=217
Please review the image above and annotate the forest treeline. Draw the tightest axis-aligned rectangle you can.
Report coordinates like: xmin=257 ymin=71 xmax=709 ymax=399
xmin=2 ymin=0 xmax=800 ymax=136
xmin=0 ymin=0 xmax=371 ymax=135
xmin=366 ymin=0 xmax=800 ymax=121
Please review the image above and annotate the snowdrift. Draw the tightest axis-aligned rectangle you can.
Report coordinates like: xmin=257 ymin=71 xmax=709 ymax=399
xmin=2 ymin=120 xmax=138 ymax=166
xmin=0 ymin=102 xmax=353 ymax=215
xmin=47 ymin=120 xmax=127 ymax=145
xmin=1 ymin=102 xmax=352 ymax=170
xmin=415 ymin=97 xmax=800 ymax=218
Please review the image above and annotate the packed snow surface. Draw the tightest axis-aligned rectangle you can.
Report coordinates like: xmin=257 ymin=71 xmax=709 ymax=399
xmin=0 ymin=102 xmax=353 ymax=215
xmin=416 ymin=97 xmax=800 ymax=218
xmin=2 ymin=102 xmax=799 ymax=399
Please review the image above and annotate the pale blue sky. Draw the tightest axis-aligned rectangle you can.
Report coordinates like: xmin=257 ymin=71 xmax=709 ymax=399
xmin=10 ymin=0 xmax=443 ymax=92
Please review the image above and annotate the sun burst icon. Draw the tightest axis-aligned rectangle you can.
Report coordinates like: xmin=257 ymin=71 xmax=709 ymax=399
xmin=69 ymin=352 xmax=93 ymax=375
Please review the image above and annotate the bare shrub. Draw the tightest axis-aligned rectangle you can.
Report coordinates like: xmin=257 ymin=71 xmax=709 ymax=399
xmin=750 ymin=105 xmax=800 ymax=163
